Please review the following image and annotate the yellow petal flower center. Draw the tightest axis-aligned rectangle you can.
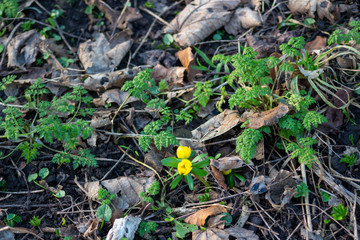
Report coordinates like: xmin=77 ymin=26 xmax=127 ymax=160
xmin=177 ymin=159 xmax=192 ymax=176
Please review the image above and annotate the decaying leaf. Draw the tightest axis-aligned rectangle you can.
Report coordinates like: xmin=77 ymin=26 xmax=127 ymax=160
xmin=176 ymin=47 xmax=201 ymax=82
xmin=324 ymin=88 xmax=351 ymax=129
xmin=101 ymin=176 xmax=156 ymax=207
xmin=163 ymin=0 xmax=241 ymax=47
xmin=192 ymin=228 xmax=229 ymax=240
xmin=7 ymin=30 xmax=41 ymax=68
xmin=249 ymin=175 xmax=267 ymax=195
xmin=224 ymin=227 xmax=259 ymax=240
xmin=90 ymin=110 xmax=112 ymax=129
xmin=106 ymin=215 xmax=142 ymax=240
xmin=339 ymin=4 xmax=359 ymax=14
xmin=144 ymin=150 xmax=163 ymax=172
xmin=241 ymin=103 xmax=289 ymax=129
xmin=185 ymin=205 xmax=227 ymax=226
xmin=265 ymin=170 xmax=298 ymax=208
xmin=78 ymin=33 xmax=132 ymax=74
xmin=210 ymin=156 xmax=247 ymax=172
xmin=305 ymin=36 xmax=327 ymax=53
xmin=288 ymin=0 xmax=316 ymax=17
xmin=225 ymin=7 xmax=262 ymax=35
xmin=316 ymin=0 xmax=334 ymax=23
xmin=93 ymin=89 xmax=138 ymax=107
xmin=151 ymin=64 xmax=185 ymax=88
xmin=84 ymin=180 xmax=100 ymax=200
xmin=192 ymin=110 xmax=242 ymax=142
xmin=210 ymin=165 xmax=229 ymax=191
xmin=85 ymin=0 xmax=142 ymax=29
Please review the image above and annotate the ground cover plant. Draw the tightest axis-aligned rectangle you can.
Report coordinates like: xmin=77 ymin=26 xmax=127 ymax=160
xmin=0 ymin=0 xmax=360 ymax=239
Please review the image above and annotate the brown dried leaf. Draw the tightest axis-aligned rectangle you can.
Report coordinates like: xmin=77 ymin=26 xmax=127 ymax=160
xmin=249 ymin=175 xmax=267 ymax=195
xmin=243 ymin=103 xmax=289 ymax=129
xmin=210 ymin=165 xmax=229 ymax=191
xmin=305 ymin=36 xmax=327 ymax=53
xmin=78 ymin=33 xmax=132 ymax=74
xmin=164 ymin=0 xmax=241 ymax=47
xmin=90 ymin=110 xmax=112 ymax=129
xmin=192 ymin=110 xmax=242 ymax=142
xmin=316 ymin=0 xmax=334 ymax=23
xmin=210 ymin=156 xmax=246 ymax=171
xmin=86 ymin=0 xmax=142 ymax=29
xmin=224 ymin=227 xmax=259 ymax=240
xmin=324 ymin=88 xmax=351 ymax=129
xmin=225 ymin=7 xmax=262 ymax=35
xmin=176 ymin=47 xmax=202 ymax=82
xmin=288 ymin=0 xmax=316 ymax=17
xmin=101 ymin=176 xmax=155 ymax=207
xmin=192 ymin=228 xmax=229 ymax=240
xmin=93 ymin=89 xmax=138 ymax=107
xmin=7 ymin=30 xmax=41 ymax=68
xmin=185 ymin=205 xmax=227 ymax=226
xmin=339 ymin=4 xmax=359 ymax=14
xmin=151 ymin=64 xmax=185 ymax=88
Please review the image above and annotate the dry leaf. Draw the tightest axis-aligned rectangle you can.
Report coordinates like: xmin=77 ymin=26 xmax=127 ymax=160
xmin=101 ymin=176 xmax=156 ymax=207
xmin=78 ymin=33 xmax=132 ymax=74
xmin=242 ymin=103 xmax=289 ymax=129
xmin=324 ymin=88 xmax=351 ymax=129
xmin=192 ymin=110 xmax=242 ymax=142
xmin=192 ymin=228 xmax=229 ymax=240
xmin=225 ymin=7 xmax=262 ymax=35
xmin=106 ymin=216 xmax=142 ymax=240
xmin=249 ymin=175 xmax=267 ymax=195
xmin=224 ymin=227 xmax=259 ymax=240
xmin=7 ymin=30 xmax=41 ymax=68
xmin=90 ymin=110 xmax=112 ymax=129
xmin=164 ymin=0 xmax=241 ymax=47
xmin=265 ymin=170 xmax=297 ymax=208
xmin=176 ymin=47 xmax=201 ymax=82
xmin=210 ymin=156 xmax=247 ymax=171
xmin=185 ymin=205 xmax=227 ymax=226
xmin=93 ymin=89 xmax=138 ymax=107
xmin=305 ymin=36 xmax=327 ymax=53
xmin=316 ymin=0 xmax=334 ymax=23
xmin=288 ymin=0 xmax=316 ymax=17
xmin=86 ymin=0 xmax=142 ymax=29
xmin=210 ymin=165 xmax=229 ymax=191
xmin=339 ymin=4 xmax=359 ymax=14
xmin=84 ymin=181 xmax=100 ymax=200
xmin=151 ymin=64 xmax=186 ymax=88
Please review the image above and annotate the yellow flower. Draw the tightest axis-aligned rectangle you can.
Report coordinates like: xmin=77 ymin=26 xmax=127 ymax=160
xmin=176 ymin=146 xmax=191 ymax=159
xmin=177 ymin=159 xmax=192 ymax=176
xmin=222 ymin=169 xmax=232 ymax=175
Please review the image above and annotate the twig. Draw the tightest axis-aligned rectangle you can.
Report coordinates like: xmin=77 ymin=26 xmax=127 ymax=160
xmin=132 ymin=1 xmax=183 ymax=58
xmin=110 ymin=0 xmax=130 ymax=39
xmin=301 ymin=163 xmax=313 ymax=234
xmin=139 ymin=6 xmax=173 ymax=29
xmin=100 ymin=149 xmax=128 ymax=181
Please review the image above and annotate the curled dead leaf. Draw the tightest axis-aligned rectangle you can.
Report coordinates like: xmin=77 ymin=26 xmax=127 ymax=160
xmin=164 ymin=0 xmax=241 ymax=46
xmin=151 ymin=64 xmax=185 ymax=88
xmin=210 ymin=165 xmax=229 ymax=191
xmin=210 ymin=156 xmax=246 ymax=171
xmin=192 ymin=110 xmax=242 ymax=142
xmin=242 ymin=103 xmax=289 ymax=129
xmin=192 ymin=228 xmax=229 ymax=240
xmin=316 ymin=0 xmax=334 ymax=23
xmin=305 ymin=36 xmax=327 ymax=53
xmin=225 ymin=7 xmax=262 ymax=35
xmin=185 ymin=205 xmax=227 ymax=226
xmin=288 ymin=0 xmax=316 ymax=17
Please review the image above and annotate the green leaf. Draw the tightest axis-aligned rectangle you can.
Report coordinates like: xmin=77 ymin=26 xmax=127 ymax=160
xmin=39 ymin=168 xmax=49 ymax=179
xmin=161 ymin=157 xmax=180 ymax=167
xmin=185 ymin=174 xmax=194 ymax=190
xmin=304 ymin=18 xmax=315 ymax=25
xmin=220 ymin=212 xmax=232 ymax=226
xmin=170 ymin=174 xmax=183 ymax=189
xmin=174 ymin=220 xmax=198 ymax=239
xmin=163 ymin=34 xmax=174 ymax=45
xmin=97 ymin=204 xmax=112 ymax=222
xmin=28 ymin=173 xmax=38 ymax=182
xmin=192 ymin=153 xmax=208 ymax=163
xmin=55 ymin=190 xmax=66 ymax=198
xmin=191 ymin=168 xmax=207 ymax=177
xmin=192 ymin=159 xmax=209 ymax=168
xmin=194 ymin=46 xmax=216 ymax=68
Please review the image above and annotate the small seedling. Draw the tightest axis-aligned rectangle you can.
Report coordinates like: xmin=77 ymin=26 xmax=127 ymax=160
xmin=197 ymin=193 xmax=211 ymax=202
xmin=96 ymin=188 xmax=116 ymax=223
xmin=163 ymin=34 xmax=174 ymax=46
xmin=320 ymin=191 xmax=331 ymax=203
xmin=139 ymin=181 xmax=160 ymax=203
xmin=29 ymin=216 xmax=42 ymax=227
xmin=5 ymin=213 xmax=22 ymax=227
xmin=28 ymin=168 xmax=65 ymax=198
xmin=325 ymin=204 xmax=348 ymax=223
xmin=138 ymin=221 xmax=158 ymax=237
xmin=294 ymin=182 xmax=310 ymax=198
xmin=340 ymin=153 xmax=357 ymax=167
